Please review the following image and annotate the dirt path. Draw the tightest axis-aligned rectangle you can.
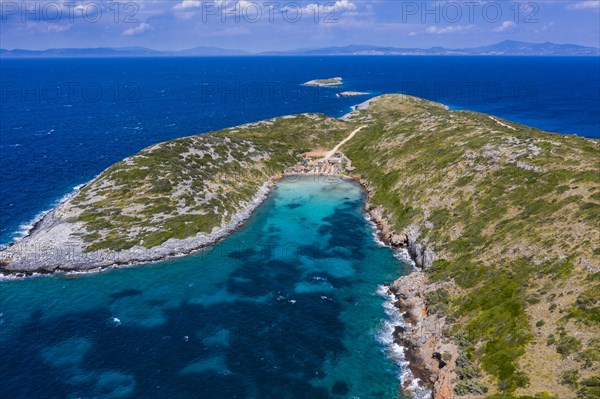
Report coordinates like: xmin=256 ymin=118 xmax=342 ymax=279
xmin=489 ymin=116 xmax=516 ymax=130
xmin=323 ymin=125 xmax=367 ymax=160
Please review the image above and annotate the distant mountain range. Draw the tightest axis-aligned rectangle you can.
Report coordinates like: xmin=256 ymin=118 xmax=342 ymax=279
xmin=0 ymin=46 xmax=249 ymax=58
xmin=263 ymin=41 xmax=600 ymax=56
xmin=1 ymin=41 xmax=598 ymax=57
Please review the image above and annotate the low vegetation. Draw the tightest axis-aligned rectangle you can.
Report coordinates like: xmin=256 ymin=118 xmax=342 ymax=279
xmin=342 ymin=95 xmax=599 ymax=398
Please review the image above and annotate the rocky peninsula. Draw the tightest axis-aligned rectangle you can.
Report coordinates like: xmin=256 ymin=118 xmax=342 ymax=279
xmin=2 ymin=94 xmax=599 ymax=399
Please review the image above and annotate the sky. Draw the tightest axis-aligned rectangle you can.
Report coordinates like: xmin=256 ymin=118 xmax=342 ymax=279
xmin=0 ymin=0 xmax=599 ymax=51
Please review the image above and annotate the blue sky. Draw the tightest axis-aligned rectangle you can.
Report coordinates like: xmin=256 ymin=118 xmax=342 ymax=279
xmin=1 ymin=1 xmax=599 ymax=51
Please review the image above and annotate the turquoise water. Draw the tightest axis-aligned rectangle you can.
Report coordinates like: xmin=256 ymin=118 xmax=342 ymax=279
xmin=0 ymin=176 xmax=410 ymax=399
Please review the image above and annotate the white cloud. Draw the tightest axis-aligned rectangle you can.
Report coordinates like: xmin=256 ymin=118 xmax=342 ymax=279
xmin=173 ymin=10 xmax=198 ymax=20
xmin=409 ymin=31 xmax=417 ymax=36
xmin=541 ymin=21 xmax=555 ymax=32
xmin=45 ymin=23 xmax=71 ymax=33
xmin=566 ymin=1 xmax=600 ymax=11
xmin=174 ymin=0 xmax=259 ymax=11
xmin=299 ymin=0 xmax=356 ymax=13
xmin=24 ymin=21 xmax=72 ymax=33
xmin=203 ymin=25 xmax=252 ymax=36
xmin=122 ymin=22 xmax=153 ymax=36
xmin=493 ymin=21 xmax=516 ymax=33
xmin=334 ymin=0 xmax=357 ymax=12
xmin=425 ymin=25 xmax=473 ymax=34
xmin=172 ymin=0 xmax=357 ymax=20
xmin=174 ymin=0 xmax=202 ymax=10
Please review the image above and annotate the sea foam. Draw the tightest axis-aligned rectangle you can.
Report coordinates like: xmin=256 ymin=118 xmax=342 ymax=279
xmin=3 ymin=183 xmax=85 ymax=250
xmin=376 ymin=285 xmax=431 ymax=399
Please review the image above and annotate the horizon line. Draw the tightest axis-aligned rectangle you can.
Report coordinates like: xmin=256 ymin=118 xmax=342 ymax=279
xmin=2 ymin=39 xmax=600 ymax=54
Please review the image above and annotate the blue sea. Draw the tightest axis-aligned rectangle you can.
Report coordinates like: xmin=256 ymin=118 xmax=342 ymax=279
xmin=1 ymin=56 xmax=599 ymax=398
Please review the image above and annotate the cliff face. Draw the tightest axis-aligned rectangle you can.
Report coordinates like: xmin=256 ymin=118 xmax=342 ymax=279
xmin=387 ymin=271 xmax=455 ymax=399
xmin=342 ymin=95 xmax=600 ymax=398
xmin=1 ymin=94 xmax=598 ymax=398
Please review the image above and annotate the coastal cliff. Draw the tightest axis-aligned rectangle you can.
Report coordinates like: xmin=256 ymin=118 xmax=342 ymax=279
xmin=2 ymin=94 xmax=599 ymax=398
xmin=341 ymin=95 xmax=599 ymax=398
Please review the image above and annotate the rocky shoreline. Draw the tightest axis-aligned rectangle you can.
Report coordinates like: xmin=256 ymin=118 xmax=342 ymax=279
xmin=0 ymin=181 xmax=273 ymax=277
xmin=355 ymin=176 xmax=456 ymax=399
xmin=0 ymin=173 xmax=362 ymax=277
xmin=387 ymin=273 xmax=455 ymax=399
xmin=355 ymin=177 xmax=436 ymax=268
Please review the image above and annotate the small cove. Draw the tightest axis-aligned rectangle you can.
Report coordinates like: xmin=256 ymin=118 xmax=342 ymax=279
xmin=0 ymin=176 xmax=412 ymax=399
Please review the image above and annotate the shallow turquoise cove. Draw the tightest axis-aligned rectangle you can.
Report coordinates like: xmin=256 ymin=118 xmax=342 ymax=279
xmin=0 ymin=176 xmax=410 ymax=398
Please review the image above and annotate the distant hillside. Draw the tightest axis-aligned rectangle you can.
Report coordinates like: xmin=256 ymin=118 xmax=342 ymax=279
xmin=2 ymin=41 xmax=598 ymax=57
xmin=261 ymin=40 xmax=600 ymax=56
xmin=0 ymin=46 xmax=249 ymax=58
xmin=465 ymin=40 xmax=600 ymax=56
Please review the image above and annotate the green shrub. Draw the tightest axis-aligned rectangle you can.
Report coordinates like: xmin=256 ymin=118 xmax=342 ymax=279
xmin=527 ymin=295 xmax=541 ymax=305
xmin=578 ymin=377 xmax=600 ymax=399
xmin=429 ymin=208 xmax=451 ymax=228
xmin=452 ymin=331 xmax=474 ymax=349
xmin=555 ymin=335 xmax=581 ymax=357
xmin=536 ymin=320 xmax=545 ymax=328
xmin=454 ymin=380 xmax=487 ymax=395
xmin=565 ymin=286 xmax=600 ymax=326
xmin=456 ymin=175 xmax=474 ymax=186
xmin=561 ymin=370 xmax=579 ymax=386
xmin=455 ymin=268 xmax=532 ymax=392
xmin=425 ymin=288 xmax=450 ymax=316
xmin=583 ymin=377 xmax=600 ymax=387
xmin=456 ymin=352 xmax=470 ymax=367
xmin=150 ymin=179 xmax=173 ymax=193
xmin=457 ymin=364 xmax=481 ymax=380
xmin=427 ymin=259 xmax=486 ymax=289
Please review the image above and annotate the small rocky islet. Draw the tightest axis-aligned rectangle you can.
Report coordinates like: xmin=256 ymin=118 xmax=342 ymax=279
xmin=302 ymin=76 xmax=343 ymax=86
xmin=337 ymin=91 xmax=370 ymax=97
